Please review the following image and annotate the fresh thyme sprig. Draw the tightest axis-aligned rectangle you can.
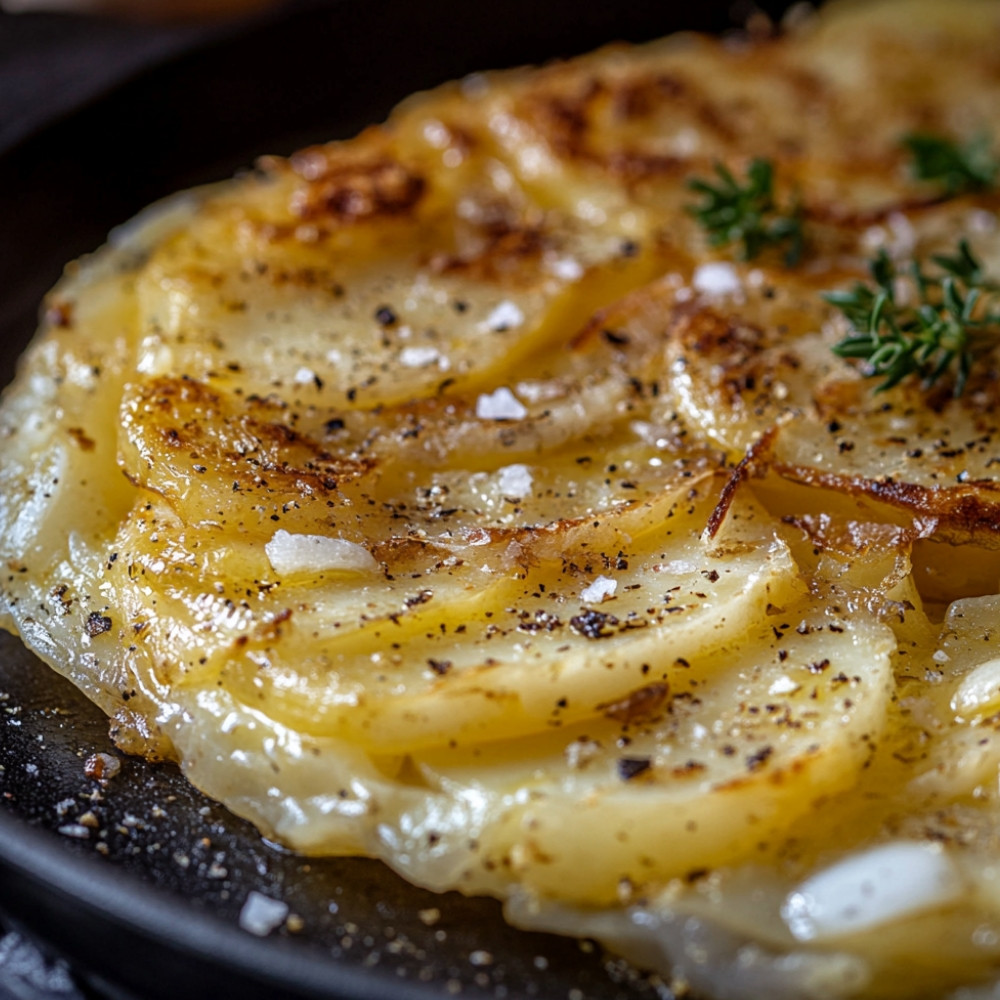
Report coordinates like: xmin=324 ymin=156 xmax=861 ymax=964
xmin=902 ymin=132 xmax=998 ymax=196
xmin=686 ymin=158 xmax=803 ymax=265
xmin=826 ymin=240 xmax=1000 ymax=397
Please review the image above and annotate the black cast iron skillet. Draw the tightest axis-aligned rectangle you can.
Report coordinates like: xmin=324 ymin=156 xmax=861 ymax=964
xmin=0 ymin=2 xmax=796 ymax=997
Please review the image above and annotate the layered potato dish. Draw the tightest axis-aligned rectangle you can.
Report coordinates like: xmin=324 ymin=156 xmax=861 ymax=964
xmin=3 ymin=1 xmax=1000 ymax=995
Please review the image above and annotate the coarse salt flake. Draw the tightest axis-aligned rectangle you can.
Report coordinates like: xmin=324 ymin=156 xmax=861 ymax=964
xmin=581 ymin=575 xmax=617 ymax=603
xmin=769 ymin=675 xmax=801 ymax=696
xmin=57 ymin=824 xmax=90 ymax=839
xmin=293 ymin=366 xmax=318 ymax=385
xmin=399 ymin=346 xmax=441 ymax=367
xmin=476 ymin=387 xmax=527 ymax=421
xmin=482 ymin=300 xmax=524 ymax=331
xmin=265 ymin=530 xmax=378 ymax=576
xmin=693 ymin=261 xmax=742 ymax=297
xmin=497 ymin=464 xmax=533 ymax=497
xmin=239 ymin=891 xmax=289 ymax=936
xmin=548 ymin=257 xmax=583 ymax=281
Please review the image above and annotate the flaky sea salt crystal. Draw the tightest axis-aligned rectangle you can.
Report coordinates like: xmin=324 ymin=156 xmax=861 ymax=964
xmin=265 ymin=530 xmax=378 ymax=575
xmin=548 ymin=257 xmax=583 ymax=281
xmin=399 ymin=346 xmax=441 ymax=367
xmin=693 ymin=261 xmax=742 ymax=297
xmin=769 ymin=675 xmax=801 ymax=696
xmin=497 ymin=464 xmax=533 ymax=497
xmin=482 ymin=300 xmax=525 ymax=331
xmin=580 ymin=575 xmax=617 ymax=603
xmin=476 ymin=387 xmax=527 ymax=420
xmin=239 ymin=892 xmax=289 ymax=936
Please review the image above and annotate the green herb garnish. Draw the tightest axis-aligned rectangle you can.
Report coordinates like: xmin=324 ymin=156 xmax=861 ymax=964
xmin=826 ymin=240 xmax=1000 ymax=397
xmin=902 ymin=132 xmax=998 ymax=196
xmin=687 ymin=158 xmax=803 ymax=264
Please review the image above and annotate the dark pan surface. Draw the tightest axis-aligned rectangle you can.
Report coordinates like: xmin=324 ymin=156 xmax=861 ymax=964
xmin=0 ymin=3 xmax=794 ymax=997
xmin=0 ymin=633 xmax=661 ymax=1000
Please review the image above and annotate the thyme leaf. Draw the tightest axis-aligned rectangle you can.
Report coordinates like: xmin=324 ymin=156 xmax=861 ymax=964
xmin=903 ymin=132 xmax=998 ymax=196
xmin=686 ymin=158 xmax=803 ymax=265
xmin=826 ymin=240 xmax=1000 ymax=397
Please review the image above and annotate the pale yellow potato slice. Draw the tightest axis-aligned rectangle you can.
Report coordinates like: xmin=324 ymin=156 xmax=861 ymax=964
xmin=146 ymin=600 xmax=894 ymax=911
xmin=102 ymin=474 xmax=802 ymax=751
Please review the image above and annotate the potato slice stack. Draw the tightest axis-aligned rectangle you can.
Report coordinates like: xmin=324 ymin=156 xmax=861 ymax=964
xmin=4 ymin=2 xmax=1000 ymax=996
